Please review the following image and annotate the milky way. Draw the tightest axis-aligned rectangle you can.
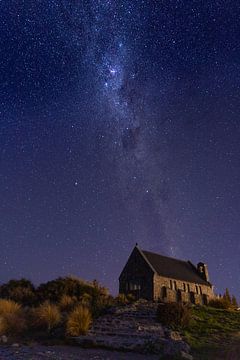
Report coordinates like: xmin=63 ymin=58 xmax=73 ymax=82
xmin=1 ymin=1 xmax=240 ymax=296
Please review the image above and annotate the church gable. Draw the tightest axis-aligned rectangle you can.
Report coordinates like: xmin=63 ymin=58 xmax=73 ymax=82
xmin=119 ymin=245 xmax=154 ymax=300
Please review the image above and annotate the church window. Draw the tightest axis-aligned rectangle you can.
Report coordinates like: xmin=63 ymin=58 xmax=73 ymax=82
xmin=129 ymin=281 xmax=141 ymax=291
xmin=187 ymin=284 xmax=190 ymax=292
xmin=170 ymin=280 xmax=173 ymax=289
xmin=183 ymin=283 xmax=186 ymax=291
xmin=161 ymin=286 xmax=167 ymax=298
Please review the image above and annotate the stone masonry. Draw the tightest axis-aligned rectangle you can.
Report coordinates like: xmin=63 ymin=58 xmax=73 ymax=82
xmin=75 ymin=301 xmax=192 ymax=357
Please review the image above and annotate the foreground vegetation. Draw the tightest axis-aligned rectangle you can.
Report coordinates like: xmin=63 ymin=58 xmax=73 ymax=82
xmin=0 ymin=277 xmax=134 ymax=342
xmin=184 ymin=306 xmax=240 ymax=359
xmin=156 ymin=294 xmax=240 ymax=359
xmin=0 ymin=278 xmax=239 ymax=359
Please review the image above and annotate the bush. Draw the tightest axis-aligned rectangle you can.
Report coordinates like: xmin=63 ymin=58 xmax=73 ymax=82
xmin=90 ymin=294 xmax=115 ymax=318
xmin=126 ymin=293 xmax=136 ymax=303
xmin=0 ymin=299 xmax=26 ymax=335
xmin=115 ymin=293 xmax=129 ymax=305
xmin=80 ymin=293 xmax=92 ymax=307
xmin=0 ymin=279 xmax=36 ymax=306
xmin=34 ymin=301 xmax=61 ymax=332
xmin=66 ymin=305 xmax=92 ymax=336
xmin=156 ymin=303 xmax=192 ymax=329
xmin=59 ymin=295 xmax=77 ymax=312
xmin=36 ymin=276 xmax=108 ymax=303
xmin=208 ymin=298 xmax=229 ymax=309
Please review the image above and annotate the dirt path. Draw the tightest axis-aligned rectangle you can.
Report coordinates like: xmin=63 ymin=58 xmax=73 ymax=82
xmin=0 ymin=345 xmax=159 ymax=360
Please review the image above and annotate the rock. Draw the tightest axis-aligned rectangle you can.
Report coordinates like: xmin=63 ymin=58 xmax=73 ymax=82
xmin=75 ymin=301 xmax=192 ymax=356
xmin=163 ymin=339 xmax=191 ymax=356
xmin=12 ymin=343 xmax=20 ymax=347
xmin=167 ymin=330 xmax=182 ymax=341
xmin=1 ymin=335 xmax=8 ymax=343
xmin=181 ymin=351 xmax=194 ymax=359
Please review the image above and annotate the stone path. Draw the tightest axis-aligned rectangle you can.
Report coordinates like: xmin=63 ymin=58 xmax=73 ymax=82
xmin=76 ymin=301 xmax=164 ymax=353
xmin=0 ymin=345 xmax=158 ymax=360
xmin=76 ymin=301 xmax=190 ymax=357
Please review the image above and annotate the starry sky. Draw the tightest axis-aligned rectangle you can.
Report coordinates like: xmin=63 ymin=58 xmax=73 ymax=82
xmin=0 ymin=1 xmax=240 ymax=297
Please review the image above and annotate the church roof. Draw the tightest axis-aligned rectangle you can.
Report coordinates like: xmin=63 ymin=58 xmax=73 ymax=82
xmin=140 ymin=248 xmax=211 ymax=286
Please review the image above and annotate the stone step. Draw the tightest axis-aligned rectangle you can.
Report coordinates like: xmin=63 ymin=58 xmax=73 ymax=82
xmin=89 ymin=332 xmax=163 ymax=339
xmin=90 ymin=325 xmax=164 ymax=333
xmin=76 ymin=334 xmax=165 ymax=353
xmin=90 ymin=326 xmax=161 ymax=334
xmin=94 ymin=314 xmax=156 ymax=322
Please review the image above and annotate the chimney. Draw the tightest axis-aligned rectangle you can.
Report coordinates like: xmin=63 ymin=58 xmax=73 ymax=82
xmin=197 ymin=262 xmax=210 ymax=282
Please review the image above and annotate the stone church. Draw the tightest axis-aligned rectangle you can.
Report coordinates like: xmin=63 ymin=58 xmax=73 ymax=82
xmin=119 ymin=244 xmax=214 ymax=304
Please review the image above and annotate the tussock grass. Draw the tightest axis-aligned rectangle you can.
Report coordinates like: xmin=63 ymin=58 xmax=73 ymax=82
xmin=59 ymin=295 xmax=77 ymax=312
xmin=34 ymin=301 xmax=61 ymax=332
xmin=0 ymin=299 xmax=26 ymax=335
xmin=66 ymin=305 xmax=92 ymax=336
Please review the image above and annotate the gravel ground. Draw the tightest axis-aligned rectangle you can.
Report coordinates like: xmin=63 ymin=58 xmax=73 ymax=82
xmin=0 ymin=345 xmax=159 ymax=360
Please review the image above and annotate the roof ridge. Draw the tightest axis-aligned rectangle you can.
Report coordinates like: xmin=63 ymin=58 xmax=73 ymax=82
xmin=142 ymin=249 xmax=190 ymax=264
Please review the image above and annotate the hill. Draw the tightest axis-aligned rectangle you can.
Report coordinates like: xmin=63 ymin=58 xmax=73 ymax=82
xmin=184 ymin=306 xmax=240 ymax=359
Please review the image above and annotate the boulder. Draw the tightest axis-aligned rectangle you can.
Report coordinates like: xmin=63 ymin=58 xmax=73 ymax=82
xmin=180 ymin=351 xmax=194 ymax=359
xmin=163 ymin=339 xmax=191 ymax=356
xmin=166 ymin=330 xmax=182 ymax=341
xmin=1 ymin=335 xmax=8 ymax=343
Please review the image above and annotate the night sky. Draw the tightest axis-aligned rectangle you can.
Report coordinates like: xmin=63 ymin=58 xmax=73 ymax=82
xmin=1 ymin=1 xmax=240 ymax=297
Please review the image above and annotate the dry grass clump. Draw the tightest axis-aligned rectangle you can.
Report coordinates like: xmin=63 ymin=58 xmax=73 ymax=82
xmin=66 ymin=305 xmax=92 ymax=336
xmin=34 ymin=301 xmax=61 ymax=332
xmin=80 ymin=293 xmax=92 ymax=307
xmin=59 ymin=295 xmax=77 ymax=312
xmin=0 ymin=299 xmax=26 ymax=335
xmin=0 ymin=299 xmax=21 ymax=315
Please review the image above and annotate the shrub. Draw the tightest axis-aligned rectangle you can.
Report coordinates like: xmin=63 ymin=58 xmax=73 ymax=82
xmin=208 ymin=298 xmax=229 ymax=309
xmin=36 ymin=276 xmax=108 ymax=303
xmin=0 ymin=299 xmax=26 ymax=335
xmin=80 ymin=293 xmax=92 ymax=307
xmin=231 ymin=295 xmax=238 ymax=309
xmin=34 ymin=301 xmax=61 ymax=332
xmin=66 ymin=305 xmax=92 ymax=336
xmin=59 ymin=295 xmax=77 ymax=312
xmin=115 ymin=293 xmax=129 ymax=305
xmin=126 ymin=293 xmax=135 ymax=303
xmin=90 ymin=294 xmax=115 ymax=318
xmin=156 ymin=302 xmax=192 ymax=329
xmin=0 ymin=279 xmax=36 ymax=306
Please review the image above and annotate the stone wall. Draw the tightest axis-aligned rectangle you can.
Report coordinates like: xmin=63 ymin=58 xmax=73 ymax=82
xmin=153 ymin=273 xmax=214 ymax=304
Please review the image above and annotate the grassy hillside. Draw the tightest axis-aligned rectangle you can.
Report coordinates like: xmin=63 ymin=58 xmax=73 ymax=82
xmin=184 ymin=306 xmax=240 ymax=359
